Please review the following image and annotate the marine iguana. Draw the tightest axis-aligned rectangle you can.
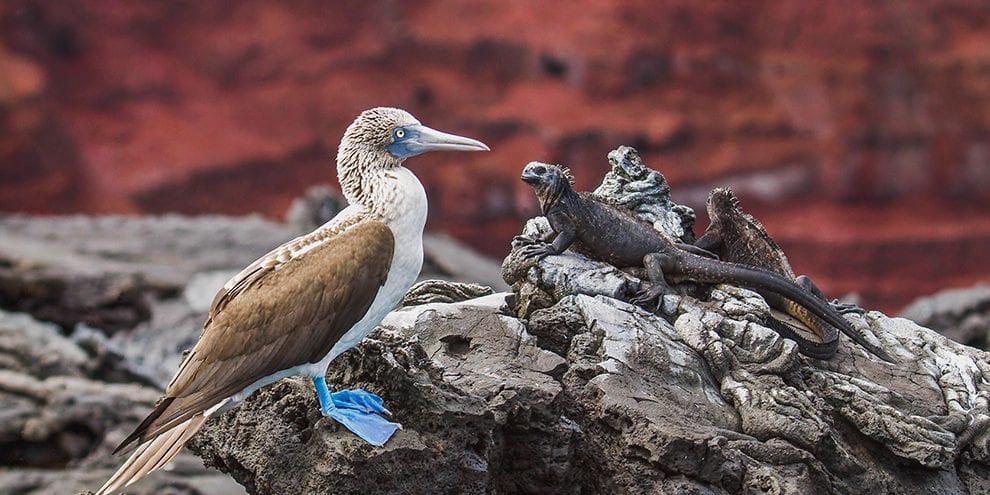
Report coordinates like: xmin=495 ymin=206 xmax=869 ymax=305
xmin=697 ymin=187 xmax=894 ymax=362
xmin=517 ymin=161 xmax=863 ymax=360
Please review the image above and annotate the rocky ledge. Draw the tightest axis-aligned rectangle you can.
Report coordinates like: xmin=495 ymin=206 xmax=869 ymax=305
xmin=189 ymin=149 xmax=990 ymax=494
xmin=188 ymin=279 xmax=990 ymax=494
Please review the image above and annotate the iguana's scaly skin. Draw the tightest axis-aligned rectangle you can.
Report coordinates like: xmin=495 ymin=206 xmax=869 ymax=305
xmin=518 ymin=162 xmax=867 ymax=359
xmin=698 ymin=187 xmax=894 ymax=362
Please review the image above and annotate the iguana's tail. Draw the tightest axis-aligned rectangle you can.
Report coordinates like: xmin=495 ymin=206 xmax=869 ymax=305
xmin=677 ymin=255 xmax=895 ymax=363
xmin=763 ymin=314 xmax=839 ymax=360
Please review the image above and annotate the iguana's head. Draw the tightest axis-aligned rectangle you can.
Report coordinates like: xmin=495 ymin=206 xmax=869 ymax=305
xmin=706 ymin=187 xmax=741 ymax=218
xmin=521 ymin=161 xmax=575 ymax=208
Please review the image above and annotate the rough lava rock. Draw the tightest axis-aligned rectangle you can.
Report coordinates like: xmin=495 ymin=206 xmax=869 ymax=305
xmin=592 ymin=145 xmax=697 ymax=243
xmin=190 ymin=283 xmax=990 ymax=494
xmin=401 ymin=279 xmax=496 ymax=307
xmin=188 ymin=149 xmax=990 ymax=494
xmin=0 ymin=308 xmax=245 ymax=495
xmin=191 ymin=293 xmax=576 ymax=495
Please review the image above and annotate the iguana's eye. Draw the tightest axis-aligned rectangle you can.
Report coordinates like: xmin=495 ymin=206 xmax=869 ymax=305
xmin=533 ymin=165 xmax=546 ymax=174
xmin=395 ymin=128 xmax=405 ymax=139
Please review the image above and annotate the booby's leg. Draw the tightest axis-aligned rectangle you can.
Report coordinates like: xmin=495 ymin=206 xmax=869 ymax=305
xmin=313 ymin=376 xmax=401 ymax=446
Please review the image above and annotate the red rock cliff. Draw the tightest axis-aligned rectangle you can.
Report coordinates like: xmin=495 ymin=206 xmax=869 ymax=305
xmin=1 ymin=1 xmax=989 ymax=312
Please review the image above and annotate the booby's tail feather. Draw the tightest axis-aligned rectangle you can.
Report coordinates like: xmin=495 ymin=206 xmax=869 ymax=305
xmin=96 ymin=413 xmax=206 ymax=495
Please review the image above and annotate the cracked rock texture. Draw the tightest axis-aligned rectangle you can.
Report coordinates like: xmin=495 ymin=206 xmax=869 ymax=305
xmin=192 ymin=283 xmax=990 ymax=494
xmin=190 ymin=151 xmax=989 ymax=494
xmin=0 ymin=307 xmax=245 ymax=495
xmin=593 ymin=145 xmax=697 ymax=243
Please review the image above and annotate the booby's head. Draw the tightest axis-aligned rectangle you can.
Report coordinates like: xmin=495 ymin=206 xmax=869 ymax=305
xmin=337 ymin=107 xmax=489 ymax=204
xmin=521 ymin=161 xmax=575 ymax=210
xmin=706 ymin=187 xmax=741 ymax=217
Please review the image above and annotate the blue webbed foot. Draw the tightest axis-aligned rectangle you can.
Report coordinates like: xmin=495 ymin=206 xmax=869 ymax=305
xmin=313 ymin=376 xmax=401 ymax=446
xmin=323 ymin=406 xmax=402 ymax=446
xmin=331 ymin=388 xmax=391 ymax=415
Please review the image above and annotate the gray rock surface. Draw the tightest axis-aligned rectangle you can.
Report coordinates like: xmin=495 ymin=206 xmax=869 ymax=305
xmin=901 ymin=283 xmax=990 ymax=351
xmin=191 ymin=293 xmax=575 ymax=494
xmin=191 ymin=284 xmax=990 ymax=494
xmin=592 ymin=145 xmax=696 ymax=243
xmin=0 ymin=214 xmax=299 ymax=334
xmin=401 ymin=279 xmax=496 ymax=307
xmin=0 ymin=308 xmax=245 ymax=495
xmin=187 ymin=148 xmax=990 ymax=494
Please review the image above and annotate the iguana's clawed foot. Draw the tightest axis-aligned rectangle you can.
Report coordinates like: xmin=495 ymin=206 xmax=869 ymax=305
xmin=831 ymin=300 xmax=867 ymax=315
xmin=511 ymin=235 xmax=536 ymax=246
xmin=630 ymin=285 xmax=666 ymax=311
xmin=519 ymin=242 xmax=554 ymax=261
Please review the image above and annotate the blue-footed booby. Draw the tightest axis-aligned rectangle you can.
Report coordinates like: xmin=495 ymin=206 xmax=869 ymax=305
xmin=96 ymin=107 xmax=489 ymax=494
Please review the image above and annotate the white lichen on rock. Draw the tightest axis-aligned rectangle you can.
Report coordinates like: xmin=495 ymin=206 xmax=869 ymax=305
xmin=592 ymin=145 xmax=695 ymax=241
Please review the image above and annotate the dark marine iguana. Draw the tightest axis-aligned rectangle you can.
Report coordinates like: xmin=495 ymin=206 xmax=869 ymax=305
xmin=517 ymin=161 xmax=874 ymax=361
xmin=697 ymin=187 xmax=894 ymax=362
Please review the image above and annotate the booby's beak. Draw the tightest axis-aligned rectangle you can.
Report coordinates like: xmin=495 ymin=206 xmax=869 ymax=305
xmin=388 ymin=124 xmax=489 ymax=159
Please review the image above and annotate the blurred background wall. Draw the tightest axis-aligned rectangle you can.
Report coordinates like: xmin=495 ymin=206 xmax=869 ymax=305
xmin=1 ymin=0 xmax=988 ymax=313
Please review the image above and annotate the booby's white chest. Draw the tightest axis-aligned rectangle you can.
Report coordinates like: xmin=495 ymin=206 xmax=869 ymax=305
xmin=313 ymin=165 xmax=427 ymax=369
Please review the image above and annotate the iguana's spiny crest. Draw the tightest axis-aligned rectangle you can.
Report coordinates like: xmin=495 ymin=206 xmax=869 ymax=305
xmin=706 ymin=187 xmax=775 ymax=255
xmin=707 ymin=187 xmax=741 ymax=216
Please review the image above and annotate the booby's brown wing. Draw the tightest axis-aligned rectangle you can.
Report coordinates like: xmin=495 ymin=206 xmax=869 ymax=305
xmin=204 ymin=216 xmax=362 ymax=321
xmin=117 ymin=219 xmax=394 ymax=451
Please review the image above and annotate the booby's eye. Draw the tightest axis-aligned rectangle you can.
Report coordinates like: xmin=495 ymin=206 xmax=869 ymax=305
xmin=394 ymin=128 xmax=406 ymax=139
